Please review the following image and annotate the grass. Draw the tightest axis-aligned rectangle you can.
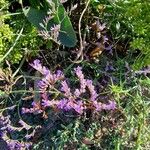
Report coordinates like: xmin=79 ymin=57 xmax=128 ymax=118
xmin=108 ymin=62 xmax=150 ymax=150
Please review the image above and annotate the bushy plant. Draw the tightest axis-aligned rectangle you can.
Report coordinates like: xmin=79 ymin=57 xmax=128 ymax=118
xmin=93 ymin=0 xmax=150 ymax=69
xmin=0 ymin=56 xmax=150 ymax=149
xmin=0 ymin=1 xmax=150 ymax=149
xmin=0 ymin=0 xmax=42 ymax=64
xmin=0 ymin=59 xmax=117 ymax=149
xmin=123 ymin=0 xmax=150 ymax=69
xmin=22 ymin=59 xmax=116 ymax=115
xmin=22 ymin=0 xmax=77 ymax=47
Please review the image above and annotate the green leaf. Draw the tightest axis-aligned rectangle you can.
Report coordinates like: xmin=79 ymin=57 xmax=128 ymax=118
xmin=23 ymin=7 xmax=46 ymax=30
xmin=23 ymin=0 xmax=77 ymax=47
xmin=46 ymin=0 xmax=77 ymax=47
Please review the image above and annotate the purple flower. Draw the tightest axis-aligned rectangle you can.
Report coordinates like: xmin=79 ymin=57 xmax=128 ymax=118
xmin=74 ymin=66 xmax=83 ymax=78
xmin=103 ymin=35 xmax=108 ymax=43
xmin=30 ymin=59 xmax=41 ymax=69
xmin=42 ymin=66 xmax=51 ymax=76
xmin=45 ymin=72 xmax=55 ymax=84
xmin=31 ymin=101 xmax=38 ymax=107
xmin=44 ymin=70 xmax=64 ymax=86
xmin=61 ymin=80 xmax=72 ymax=98
xmin=101 ymin=79 xmax=108 ymax=86
xmin=0 ymin=131 xmax=3 ymax=138
xmin=86 ymin=79 xmax=98 ymax=101
xmin=50 ymin=24 xmax=60 ymax=41
xmin=41 ymin=93 xmax=48 ymax=101
xmin=22 ymin=108 xmax=33 ymax=114
xmin=73 ymin=101 xmax=84 ymax=114
xmin=103 ymin=101 xmax=116 ymax=110
xmin=24 ymin=143 xmax=32 ymax=149
xmin=42 ymin=99 xmax=55 ymax=107
xmin=25 ymin=134 xmax=33 ymax=140
xmin=74 ymin=89 xmax=81 ymax=97
xmin=57 ymin=98 xmax=68 ymax=109
xmin=8 ymin=141 xmax=22 ymax=150
xmin=38 ymin=79 xmax=49 ymax=92
xmin=39 ymin=70 xmax=64 ymax=89
xmin=28 ymin=62 xmax=117 ymax=116
xmin=50 ymin=24 xmax=60 ymax=32
xmin=57 ymin=99 xmax=84 ymax=114
xmin=64 ymin=100 xmax=74 ymax=111
xmin=6 ymin=125 xmax=16 ymax=132
xmin=22 ymin=107 xmax=42 ymax=114
xmin=93 ymin=101 xmax=102 ymax=111
xmin=7 ymin=140 xmax=31 ymax=150
xmin=30 ymin=59 xmax=42 ymax=73
xmin=80 ymin=79 xmax=86 ymax=93
xmin=74 ymin=66 xmax=86 ymax=93
xmin=30 ymin=59 xmax=50 ymax=75
xmin=54 ymin=70 xmax=64 ymax=81
xmin=105 ymin=45 xmax=113 ymax=55
xmin=105 ymin=62 xmax=115 ymax=72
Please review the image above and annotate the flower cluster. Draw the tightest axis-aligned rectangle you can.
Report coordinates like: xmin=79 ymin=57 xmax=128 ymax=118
xmin=0 ymin=115 xmax=32 ymax=150
xmin=22 ymin=60 xmax=116 ymax=115
xmin=39 ymin=17 xmax=61 ymax=44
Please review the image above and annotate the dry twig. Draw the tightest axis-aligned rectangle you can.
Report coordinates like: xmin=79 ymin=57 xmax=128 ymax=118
xmin=71 ymin=0 xmax=91 ymax=63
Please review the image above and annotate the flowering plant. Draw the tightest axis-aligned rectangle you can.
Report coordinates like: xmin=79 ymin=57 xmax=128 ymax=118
xmin=23 ymin=0 xmax=77 ymax=47
xmin=22 ymin=60 xmax=116 ymax=115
